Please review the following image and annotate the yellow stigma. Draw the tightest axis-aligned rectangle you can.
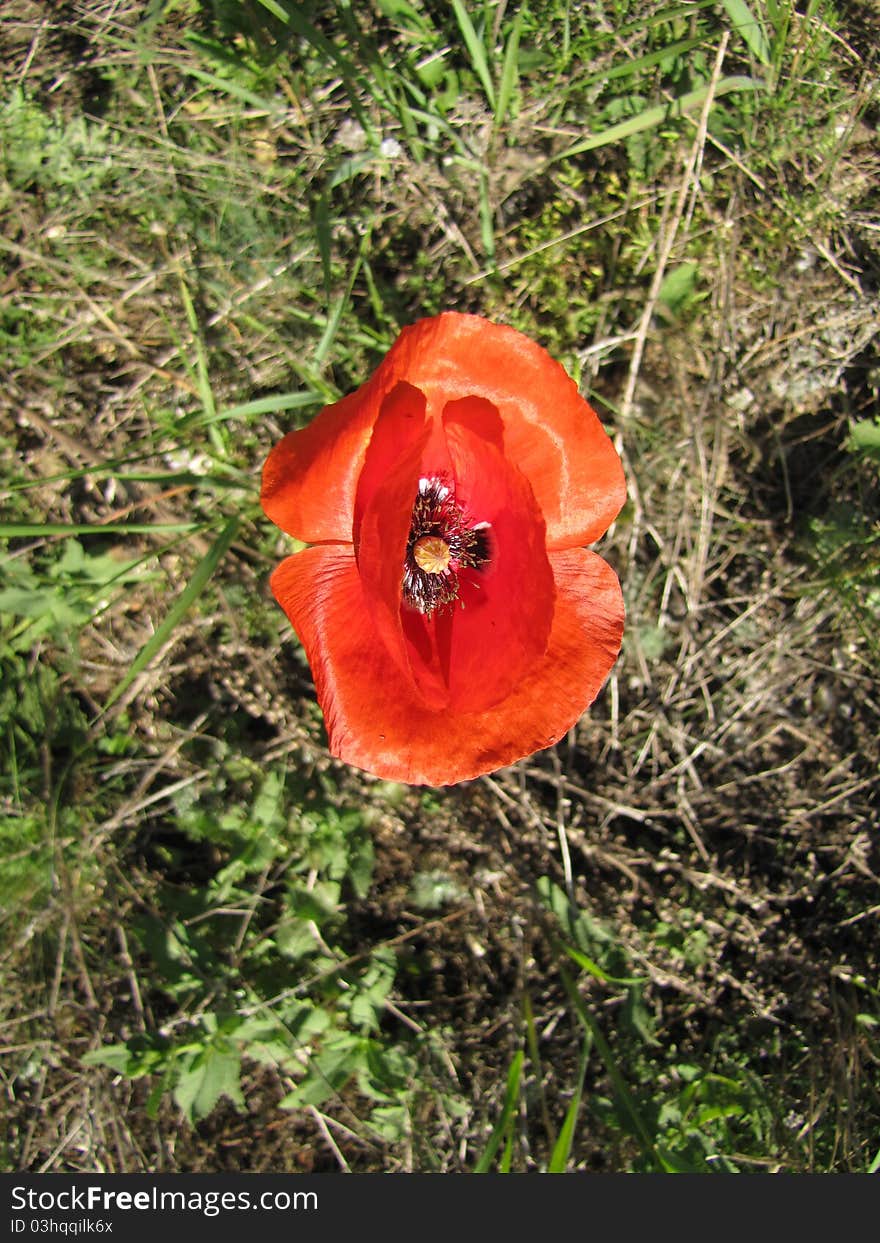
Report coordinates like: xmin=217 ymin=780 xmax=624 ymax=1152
xmin=413 ymin=535 xmax=451 ymax=575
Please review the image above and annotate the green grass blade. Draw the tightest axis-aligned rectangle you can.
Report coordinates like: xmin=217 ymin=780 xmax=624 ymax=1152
xmin=548 ymin=1034 xmax=592 ymax=1172
xmin=495 ymin=10 xmax=523 ymax=128
xmin=197 ymin=390 xmax=325 ymax=430
xmin=559 ymin=967 xmax=668 ymax=1170
xmin=478 ymin=171 xmax=495 ymax=267
xmin=102 ymin=516 xmax=239 ymax=712
xmin=0 ymin=523 xmax=199 ymax=537
xmin=617 ymin=0 xmax=717 ymax=38
xmin=314 ymin=193 xmax=333 ymax=294
xmin=498 ymin=1125 xmax=515 ymax=1173
xmin=213 ymin=393 xmax=324 ymax=422
xmin=254 ymin=0 xmax=376 ymax=140
xmin=251 ymin=0 xmax=288 ymax=21
xmin=720 ymin=0 xmax=773 ymax=67
xmin=473 ymin=1048 xmax=523 ymax=1173
xmin=523 ymin=991 xmax=552 ymax=1145
xmin=563 ymin=944 xmax=643 ymax=987
xmin=574 ymin=36 xmax=709 ymax=92
xmin=184 ymin=65 xmax=283 ymax=116
xmin=110 ymin=472 xmax=249 ymax=490
xmin=8 ymin=457 xmax=250 ymax=492
xmin=314 ymin=245 xmax=365 ymax=368
xmin=451 ymin=0 xmax=496 ymax=111
xmin=397 ymin=101 xmax=471 ymax=157
xmin=174 ymin=267 xmax=224 ymax=457
xmin=553 ymin=76 xmax=763 ymax=162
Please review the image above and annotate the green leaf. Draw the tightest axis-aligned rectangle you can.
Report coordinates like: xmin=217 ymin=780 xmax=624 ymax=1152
xmin=328 ymin=152 xmax=376 ymax=189
xmin=82 ymin=1043 xmax=138 ymax=1074
xmin=184 ymin=66 xmax=284 ymax=116
xmin=280 ymin=1034 xmax=365 ymax=1110
xmin=313 ymin=193 xmax=332 ymax=293
xmin=348 ymin=829 xmax=375 ymax=900
xmin=349 ymin=948 xmax=396 ymax=1032
xmin=275 ymin=917 xmax=322 ymax=963
xmin=173 ymin=1045 xmax=245 ymax=1123
xmin=622 ymin=984 xmax=660 ymax=1047
xmin=368 ymin=1104 xmax=409 ymax=1142
xmin=82 ymin=1037 xmax=166 ymax=1078
xmin=314 ymin=243 xmax=364 ymax=367
xmin=478 ymin=170 xmax=495 ymax=266
xmin=363 ymin=1040 xmax=412 ymax=1094
xmin=851 ymin=419 xmax=880 ymax=462
xmin=582 ymin=36 xmax=710 ymax=89
xmin=0 ymin=588 xmax=51 ymax=619
xmin=658 ymin=262 xmax=699 ymax=314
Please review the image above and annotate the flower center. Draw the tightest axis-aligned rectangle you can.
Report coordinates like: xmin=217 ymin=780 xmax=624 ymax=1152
xmin=413 ymin=535 xmax=452 ymax=575
xmin=402 ymin=476 xmax=490 ymax=616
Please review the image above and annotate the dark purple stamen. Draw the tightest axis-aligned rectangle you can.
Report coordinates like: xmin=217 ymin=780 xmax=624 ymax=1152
xmin=402 ymin=476 xmax=490 ymax=616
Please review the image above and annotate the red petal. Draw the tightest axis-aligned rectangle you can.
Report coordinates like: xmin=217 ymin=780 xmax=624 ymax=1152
xmin=261 ymin=387 xmax=375 ymax=544
xmin=353 ymin=382 xmax=447 ymax=707
xmin=423 ymin=396 xmax=554 ymax=713
xmin=375 ymin=314 xmax=627 ymax=550
xmin=260 ymin=326 xmax=452 ymax=544
xmin=354 ymin=392 xmax=555 ymax=714
xmin=261 ymin=314 xmax=625 ymax=548
xmin=271 ymin=545 xmax=624 ymax=786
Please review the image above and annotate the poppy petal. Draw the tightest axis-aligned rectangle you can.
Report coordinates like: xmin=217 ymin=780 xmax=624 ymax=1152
xmin=353 ymin=389 xmax=555 ymax=715
xmin=271 ymin=545 xmax=623 ymax=786
xmin=261 ymin=387 xmax=375 ymax=544
xmin=353 ymin=383 xmax=449 ymax=708
xmin=260 ymin=327 xmax=452 ymax=544
xmin=419 ymin=397 xmax=555 ymax=713
xmin=375 ymin=313 xmax=627 ymax=550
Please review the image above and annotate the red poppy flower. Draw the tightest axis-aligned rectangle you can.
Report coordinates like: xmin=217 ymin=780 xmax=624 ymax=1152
xmin=262 ymin=312 xmax=625 ymax=786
